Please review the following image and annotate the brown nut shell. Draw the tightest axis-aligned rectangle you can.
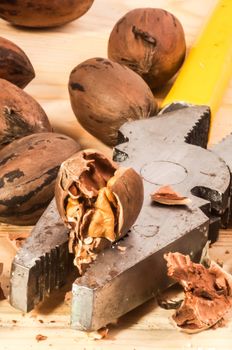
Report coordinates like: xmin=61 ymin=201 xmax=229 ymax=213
xmin=0 ymin=37 xmax=35 ymax=88
xmin=55 ymin=149 xmax=144 ymax=273
xmin=0 ymin=0 xmax=94 ymax=28
xmin=108 ymin=8 xmax=186 ymax=90
xmin=0 ymin=132 xmax=80 ymax=225
xmin=69 ymin=57 xmax=157 ymax=146
xmin=164 ymin=252 xmax=232 ymax=333
xmin=107 ymin=167 xmax=143 ymax=236
xmin=0 ymin=79 xmax=51 ymax=148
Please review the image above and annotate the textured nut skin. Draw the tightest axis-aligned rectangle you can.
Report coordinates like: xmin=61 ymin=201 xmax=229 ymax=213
xmin=107 ymin=167 xmax=143 ymax=236
xmin=108 ymin=8 xmax=186 ymax=90
xmin=0 ymin=79 xmax=51 ymax=148
xmin=0 ymin=133 xmax=80 ymax=225
xmin=0 ymin=0 xmax=94 ymax=28
xmin=0 ymin=37 xmax=35 ymax=88
xmin=69 ymin=57 xmax=157 ymax=146
xmin=55 ymin=149 xmax=144 ymax=272
xmin=165 ymin=252 xmax=232 ymax=333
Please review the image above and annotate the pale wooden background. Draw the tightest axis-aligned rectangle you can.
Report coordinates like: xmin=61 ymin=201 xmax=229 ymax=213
xmin=1 ymin=0 xmax=232 ymax=349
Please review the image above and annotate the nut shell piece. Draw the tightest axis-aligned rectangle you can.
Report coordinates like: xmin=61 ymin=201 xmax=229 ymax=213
xmin=0 ymin=37 xmax=35 ymax=88
xmin=0 ymin=79 xmax=51 ymax=148
xmin=0 ymin=0 xmax=94 ymax=28
xmin=108 ymin=8 xmax=186 ymax=90
xmin=164 ymin=252 xmax=232 ymax=333
xmin=0 ymin=132 xmax=80 ymax=225
xmin=69 ymin=57 xmax=157 ymax=146
xmin=55 ymin=149 xmax=144 ymax=273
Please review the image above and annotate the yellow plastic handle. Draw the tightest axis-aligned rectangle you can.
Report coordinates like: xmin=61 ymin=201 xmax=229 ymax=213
xmin=161 ymin=0 xmax=232 ymax=118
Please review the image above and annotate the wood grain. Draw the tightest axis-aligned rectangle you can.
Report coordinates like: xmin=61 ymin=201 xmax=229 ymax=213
xmin=1 ymin=0 xmax=232 ymax=349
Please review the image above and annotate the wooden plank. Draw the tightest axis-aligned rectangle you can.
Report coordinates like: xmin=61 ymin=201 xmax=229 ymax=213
xmin=1 ymin=0 xmax=232 ymax=348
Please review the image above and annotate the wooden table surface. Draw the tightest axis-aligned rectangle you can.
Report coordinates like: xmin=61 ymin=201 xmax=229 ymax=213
xmin=1 ymin=0 xmax=232 ymax=349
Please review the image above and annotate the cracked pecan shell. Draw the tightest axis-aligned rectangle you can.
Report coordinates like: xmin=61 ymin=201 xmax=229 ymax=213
xmin=55 ymin=149 xmax=144 ymax=273
xmin=164 ymin=252 xmax=232 ymax=333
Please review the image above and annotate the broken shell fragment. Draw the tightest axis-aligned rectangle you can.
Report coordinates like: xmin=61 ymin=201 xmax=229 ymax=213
xmin=151 ymin=185 xmax=191 ymax=205
xmin=0 ymin=37 xmax=35 ymax=88
xmin=87 ymin=327 xmax=109 ymax=340
xmin=55 ymin=149 xmax=144 ymax=273
xmin=164 ymin=252 xmax=232 ymax=333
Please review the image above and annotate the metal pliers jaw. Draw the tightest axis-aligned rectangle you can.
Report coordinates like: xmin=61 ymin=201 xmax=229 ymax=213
xmin=10 ymin=105 xmax=232 ymax=331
